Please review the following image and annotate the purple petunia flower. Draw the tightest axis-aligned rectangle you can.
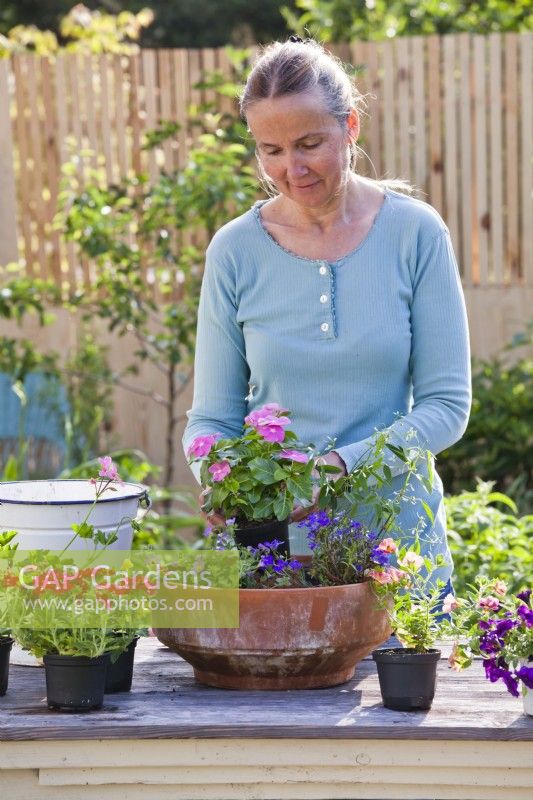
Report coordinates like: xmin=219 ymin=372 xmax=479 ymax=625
xmin=517 ymin=604 xmax=533 ymax=627
xmin=258 ymin=554 xmax=275 ymax=568
xmin=370 ymin=546 xmax=391 ymax=566
xmin=516 ymin=666 xmax=533 ymax=690
xmin=517 ymin=588 xmax=532 ymax=603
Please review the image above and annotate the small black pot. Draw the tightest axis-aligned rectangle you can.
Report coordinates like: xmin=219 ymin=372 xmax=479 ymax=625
xmin=372 ymin=647 xmax=441 ymax=711
xmin=43 ymin=654 xmax=108 ymax=712
xmin=0 ymin=637 xmax=13 ymax=696
xmin=234 ymin=517 xmax=290 ymax=555
xmin=105 ymin=636 xmax=139 ymax=693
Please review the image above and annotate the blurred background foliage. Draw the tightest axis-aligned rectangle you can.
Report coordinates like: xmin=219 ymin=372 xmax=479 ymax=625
xmin=0 ymin=0 xmax=530 ymax=53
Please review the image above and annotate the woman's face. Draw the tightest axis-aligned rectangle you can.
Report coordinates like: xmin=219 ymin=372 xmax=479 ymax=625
xmin=246 ymin=87 xmax=355 ymax=210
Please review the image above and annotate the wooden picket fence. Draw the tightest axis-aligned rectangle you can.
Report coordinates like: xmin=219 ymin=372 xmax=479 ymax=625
xmin=0 ymin=33 xmax=531 ymax=476
xmin=0 ymin=34 xmax=531 ymax=290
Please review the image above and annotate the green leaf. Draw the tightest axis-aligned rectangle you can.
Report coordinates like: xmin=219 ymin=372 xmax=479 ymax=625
xmin=273 ymin=489 xmax=293 ymax=521
xmin=421 ymin=501 xmax=434 ymax=524
xmin=247 ymin=457 xmax=279 ymax=485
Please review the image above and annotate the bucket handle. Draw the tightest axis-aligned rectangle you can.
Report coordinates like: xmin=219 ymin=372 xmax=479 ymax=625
xmin=135 ymin=489 xmax=152 ymax=521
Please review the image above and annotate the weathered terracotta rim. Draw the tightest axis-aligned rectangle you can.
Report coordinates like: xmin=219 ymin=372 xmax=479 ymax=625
xmin=235 ymin=581 xmax=374 ymax=596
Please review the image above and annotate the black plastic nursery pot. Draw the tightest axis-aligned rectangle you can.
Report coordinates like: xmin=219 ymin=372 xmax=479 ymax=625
xmin=105 ymin=636 xmax=139 ymax=694
xmin=0 ymin=637 xmax=13 ymax=696
xmin=372 ymin=647 xmax=441 ymax=711
xmin=43 ymin=654 xmax=108 ymax=712
xmin=234 ymin=517 xmax=290 ymax=555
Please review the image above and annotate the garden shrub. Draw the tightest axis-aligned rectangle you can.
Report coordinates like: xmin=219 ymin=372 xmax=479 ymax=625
xmin=438 ymin=325 xmax=532 ymax=513
xmin=445 ymin=481 xmax=533 ymax=597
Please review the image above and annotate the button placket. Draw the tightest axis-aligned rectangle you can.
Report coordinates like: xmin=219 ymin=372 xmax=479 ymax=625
xmin=317 ymin=262 xmax=334 ymax=338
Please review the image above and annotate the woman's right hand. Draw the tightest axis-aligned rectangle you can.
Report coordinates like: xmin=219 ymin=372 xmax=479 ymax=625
xmin=198 ymin=487 xmax=226 ymax=528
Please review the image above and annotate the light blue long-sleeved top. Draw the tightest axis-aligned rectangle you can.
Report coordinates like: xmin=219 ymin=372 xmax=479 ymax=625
xmin=183 ymin=189 xmax=471 ymax=573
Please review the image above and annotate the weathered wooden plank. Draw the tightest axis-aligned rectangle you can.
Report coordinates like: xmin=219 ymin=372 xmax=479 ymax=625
xmin=504 ymin=33 xmax=519 ymax=283
xmin=157 ymin=48 xmax=173 ymax=171
xmin=489 ymin=32 xmax=504 ymax=283
xmin=396 ymin=36 xmax=411 ymax=181
xmin=97 ymin=55 xmax=114 ymax=184
xmin=381 ymin=40 xmax=396 ymax=177
xmin=39 ymin=763 xmax=533 ymax=788
xmin=113 ymin=54 xmax=129 ymax=179
xmin=473 ymin=35 xmax=489 ymax=286
xmin=12 ymin=55 xmax=35 ymax=275
xmin=40 ymin=56 xmax=62 ymax=284
xmin=1 ymin=638 xmax=531 ymax=742
xmin=0 ymin=58 xmax=19 ymax=265
xmin=443 ymin=34 xmax=460 ymax=253
xmin=172 ymin=49 xmax=189 ymax=170
xmin=141 ymin=49 xmax=158 ymax=181
xmin=427 ymin=35 xmax=444 ymax=215
xmin=520 ymin=33 xmax=532 ymax=284
xmin=459 ymin=33 xmax=473 ymax=285
xmin=411 ymin=36 xmax=427 ymax=198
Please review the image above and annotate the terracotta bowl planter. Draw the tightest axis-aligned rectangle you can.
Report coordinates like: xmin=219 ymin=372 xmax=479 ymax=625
xmin=155 ymin=581 xmax=391 ymax=690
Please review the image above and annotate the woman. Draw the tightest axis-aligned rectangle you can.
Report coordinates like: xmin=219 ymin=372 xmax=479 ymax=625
xmin=183 ymin=37 xmax=471 ymax=583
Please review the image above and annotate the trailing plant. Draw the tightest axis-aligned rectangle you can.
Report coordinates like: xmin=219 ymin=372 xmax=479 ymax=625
xmin=444 ymin=580 xmax=533 ymax=699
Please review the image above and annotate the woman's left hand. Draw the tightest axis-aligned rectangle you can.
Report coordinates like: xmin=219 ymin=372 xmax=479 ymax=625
xmin=289 ymin=451 xmax=347 ymax=523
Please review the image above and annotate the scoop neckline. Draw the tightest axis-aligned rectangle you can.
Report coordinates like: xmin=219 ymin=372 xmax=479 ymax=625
xmin=251 ymin=189 xmax=390 ymax=265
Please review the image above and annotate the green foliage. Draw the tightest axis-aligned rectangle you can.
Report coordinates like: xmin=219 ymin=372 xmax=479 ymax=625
xmin=58 ymin=131 xmax=257 ymax=487
xmin=283 ymin=0 xmax=533 ymax=42
xmin=371 ymin=544 xmax=448 ymax=653
xmin=63 ymin=330 xmax=114 ymax=467
xmin=192 ymin=417 xmax=315 ymax=525
xmin=0 ymin=4 xmax=154 ymax=57
xmin=0 ymin=1 xmax=296 ymax=49
xmin=438 ymin=326 xmax=533 ymax=513
xmin=445 ymin=482 xmax=533 ymax=597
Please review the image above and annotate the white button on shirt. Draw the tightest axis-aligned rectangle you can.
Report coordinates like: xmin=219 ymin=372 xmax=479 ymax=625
xmin=319 ymin=265 xmax=327 ymax=275
xmin=321 ymin=322 xmax=329 ymax=332
xmin=320 ymin=294 xmax=328 ymax=303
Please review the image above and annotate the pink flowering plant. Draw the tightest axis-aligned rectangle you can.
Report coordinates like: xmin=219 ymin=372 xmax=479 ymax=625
xmin=370 ymin=542 xmax=448 ymax=652
xmin=187 ymin=404 xmax=315 ymax=525
xmin=443 ymin=580 xmax=533 ymax=698
xmin=63 ymin=455 xmax=137 ymax=551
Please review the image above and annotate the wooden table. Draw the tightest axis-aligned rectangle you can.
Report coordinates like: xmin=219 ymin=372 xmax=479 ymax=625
xmin=1 ymin=637 xmax=532 ymax=800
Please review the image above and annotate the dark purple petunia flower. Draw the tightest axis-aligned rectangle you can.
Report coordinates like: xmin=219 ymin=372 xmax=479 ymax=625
xmin=517 ymin=604 xmax=533 ymax=627
xmin=495 ymin=618 xmax=517 ymax=636
xmin=258 ymin=554 xmax=275 ymax=569
xmin=516 ymin=665 xmax=533 ymax=690
xmin=479 ymin=632 xmax=501 ymax=655
xmin=517 ymin=588 xmax=532 ymax=603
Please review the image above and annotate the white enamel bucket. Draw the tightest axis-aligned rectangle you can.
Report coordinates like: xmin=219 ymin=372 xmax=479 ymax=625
xmin=0 ymin=479 xmax=149 ymax=551
xmin=0 ymin=479 xmax=150 ymax=667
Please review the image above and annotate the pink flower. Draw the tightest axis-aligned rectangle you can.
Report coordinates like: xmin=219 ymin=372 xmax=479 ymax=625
xmin=377 ymin=537 xmax=397 ymax=554
xmin=208 ymin=460 xmax=231 ymax=482
xmin=367 ymin=566 xmax=406 ymax=585
xmin=257 ymin=420 xmax=289 ymax=443
xmin=245 ymin=403 xmax=289 ymax=427
xmin=280 ymin=449 xmax=309 ymax=463
xmin=442 ymin=593 xmax=460 ymax=614
xmin=98 ymin=456 xmax=121 ymax=482
xmin=493 ymin=580 xmax=507 ymax=596
xmin=478 ymin=595 xmax=500 ymax=611
xmin=187 ymin=433 xmax=221 ymax=459
xmin=398 ymin=551 xmax=424 ymax=571
xmin=244 ymin=404 xmax=291 ymax=443
xmin=448 ymin=643 xmax=463 ymax=672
